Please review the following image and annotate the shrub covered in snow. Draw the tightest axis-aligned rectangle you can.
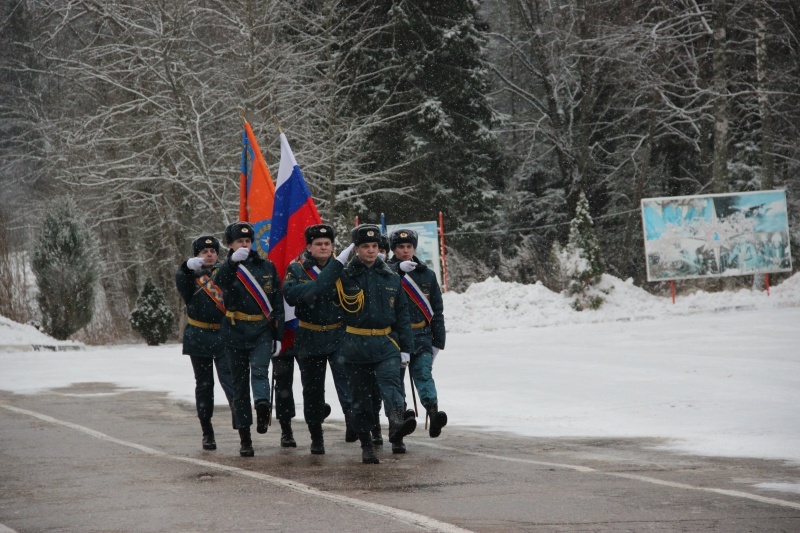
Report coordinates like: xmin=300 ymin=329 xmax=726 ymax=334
xmin=31 ymin=199 xmax=99 ymax=339
xmin=129 ymin=279 xmax=174 ymax=346
xmin=555 ymin=192 xmax=606 ymax=310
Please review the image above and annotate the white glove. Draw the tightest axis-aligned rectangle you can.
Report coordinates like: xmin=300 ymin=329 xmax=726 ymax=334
xmin=272 ymin=340 xmax=282 ymax=357
xmin=187 ymin=257 xmax=204 ymax=271
xmin=432 ymin=347 xmax=440 ymax=364
xmin=336 ymin=243 xmax=356 ymax=265
xmin=399 ymin=261 xmax=417 ymax=272
xmin=231 ymin=247 xmax=250 ymax=262
xmin=400 ymin=352 xmax=410 ymax=367
xmin=377 ymin=253 xmax=386 ymax=261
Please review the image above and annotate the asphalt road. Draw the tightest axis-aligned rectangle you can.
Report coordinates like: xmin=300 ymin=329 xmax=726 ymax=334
xmin=1 ymin=382 xmax=799 ymax=532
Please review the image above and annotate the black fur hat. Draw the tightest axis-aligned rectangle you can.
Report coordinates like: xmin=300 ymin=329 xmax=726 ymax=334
xmin=351 ymin=224 xmax=382 ymax=246
xmin=305 ymin=224 xmax=335 ymax=244
xmin=192 ymin=235 xmax=221 ymax=256
xmin=389 ymin=229 xmax=418 ymax=250
xmin=224 ymin=221 xmax=255 ymax=245
xmin=379 ymin=234 xmax=390 ymax=253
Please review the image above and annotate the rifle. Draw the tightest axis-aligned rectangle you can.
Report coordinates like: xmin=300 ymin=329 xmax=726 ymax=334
xmin=269 ymin=363 xmax=276 ymax=427
xmin=409 ymin=371 xmax=419 ymax=419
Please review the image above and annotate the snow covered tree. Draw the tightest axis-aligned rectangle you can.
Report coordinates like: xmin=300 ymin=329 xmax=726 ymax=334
xmin=338 ymin=0 xmax=504 ymax=249
xmin=558 ymin=192 xmax=604 ymax=310
xmin=31 ymin=199 xmax=99 ymax=340
xmin=130 ymin=279 xmax=174 ymax=346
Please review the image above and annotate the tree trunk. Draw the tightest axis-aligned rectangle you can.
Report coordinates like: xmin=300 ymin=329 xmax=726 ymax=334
xmin=711 ymin=0 xmax=729 ymax=193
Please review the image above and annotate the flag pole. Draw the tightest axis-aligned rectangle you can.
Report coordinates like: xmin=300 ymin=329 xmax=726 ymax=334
xmin=237 ymin=107 xmax=246 ymax=125
xmin=272 ymin=116 xmax=283 ymax=135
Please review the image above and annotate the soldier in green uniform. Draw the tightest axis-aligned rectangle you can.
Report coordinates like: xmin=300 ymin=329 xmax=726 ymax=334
xmin=327 ymin=224 xmax=416 ymax=464
xmin=213 ymin=222 xmax=284 ymax=457
xmin=282 ymin=224 xmax=354 ymax=454
xmin=388 ymin=229 xmax=447 ymax=444
xmin=175 ymin=235 xmax=236 ymax=451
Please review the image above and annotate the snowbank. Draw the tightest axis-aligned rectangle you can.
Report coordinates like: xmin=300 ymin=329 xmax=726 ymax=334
xmin=0 ymin=315 xmax=83 ymax=352
xmin=443 ymin=272 xmax=800 ymax=333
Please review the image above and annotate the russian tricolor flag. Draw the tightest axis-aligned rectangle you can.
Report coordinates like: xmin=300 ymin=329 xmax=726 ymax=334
xmin=268 ymin=133 xmax=322 ymax=280
xmin=268 ymin=133 xmax=322 ymax=353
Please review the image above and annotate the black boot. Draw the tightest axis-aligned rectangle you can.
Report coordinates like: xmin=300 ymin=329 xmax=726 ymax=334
xmin=279 ymin=420 xmax=296 ymax=448
xmin=404 ymin=408 xmax=416 ymax=420
xmin=388 ymin=409 xmax=416 ymax=444
xmin=255 ymin=402 xmax=271 ymax=434
xmin=229 ymin=401 xmax=237 ymax=430
xmin=359 ymin=433 xmax=379 ymax=464
xmin=371 ymin=421 xmax=383 ymax=446
xmin=427 ymin=403 xmax=448 ymax=438
xmin=309 ymin=423 xmax=325 ymax=455
xmin=200 ymin=419 xmax=216 ymax=450
xmin=239 ymin=427 xmax=254 ymax=457
xmin=344 ymin=413 xmax=358 ymax=443
xmin=323 ymin=403 xmax=332 ymax=421
xmin=391 ymin=438 xmax=406 ymax=454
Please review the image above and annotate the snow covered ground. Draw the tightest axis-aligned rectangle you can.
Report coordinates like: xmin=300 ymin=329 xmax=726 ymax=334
xmin=1 ymin=273 xmax=799 ymax=468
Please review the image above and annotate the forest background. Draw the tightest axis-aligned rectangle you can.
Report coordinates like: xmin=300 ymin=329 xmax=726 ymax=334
xmin=1 ymin=0 xmax=799 ymax=343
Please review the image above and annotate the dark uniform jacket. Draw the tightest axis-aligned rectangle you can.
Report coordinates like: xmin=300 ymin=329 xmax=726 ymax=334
xmin=333 ymin=255 xmax=413 ymax=362
xmin=389 ymin=256 xmax=446 ymax=355
xmin=283 ymin=252 xmax=345 ymax=356
xmin=213 ymin=249 xmax=285 ymax=348
xmin=175 ymin=260 xmax=225 ymax=358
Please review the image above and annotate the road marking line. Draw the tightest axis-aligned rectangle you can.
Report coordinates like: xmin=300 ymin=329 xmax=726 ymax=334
xmin=0 ymin=524 xmax=21 ymax=533
xmin=415 ymin=441 xmax=800 ymax=511
xmin=1 ymin=403 xmax=475 ymax=533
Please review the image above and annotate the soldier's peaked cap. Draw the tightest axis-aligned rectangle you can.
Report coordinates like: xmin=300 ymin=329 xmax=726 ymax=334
xmin=389 ymin=228 xmax=418 ymax=249
xmin=192 ymin=235 xmax=221 ymax=256
xmin=224 ymin=221 xmax=255 ymax=245
xmin=351 ymin=224 xmax=382 ymax=246
xmin=305 ymin=224 xmax=335 ymax=244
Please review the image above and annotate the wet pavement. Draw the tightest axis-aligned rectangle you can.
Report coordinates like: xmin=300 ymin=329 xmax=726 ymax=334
xmin=1 ymin=383 xmax=799 ymax=532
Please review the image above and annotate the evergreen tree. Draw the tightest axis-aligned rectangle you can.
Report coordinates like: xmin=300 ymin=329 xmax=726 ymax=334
xmin=129 ymin=279 xmax=174 ymax=346
xmin=31 ymin=199 xmax=99 ymax=340
xmin=559 ymin=192 xmax=604 ymax=310
xmin=340 ymin=0 xmax=505 ymax=249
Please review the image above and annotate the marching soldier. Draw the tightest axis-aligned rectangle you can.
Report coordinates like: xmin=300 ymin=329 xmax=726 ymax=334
xmin=327 ymin=224 xmax=416 ymax=464
xmin=214 ymin=221 xmax=284 ymax=457
xmin=175 ymin=235 xmax=236 ymax=451
xmin=388 ymin=229 xmax=447 ymax=446
xmin=282 ymin=224 xmax=353 ymax=454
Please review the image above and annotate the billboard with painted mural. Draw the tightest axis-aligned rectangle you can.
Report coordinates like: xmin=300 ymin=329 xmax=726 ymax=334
xmin=385 ymin=220 xmax=442 ymax=285
xmin=641 ymin=190 xmax=792 ymax=281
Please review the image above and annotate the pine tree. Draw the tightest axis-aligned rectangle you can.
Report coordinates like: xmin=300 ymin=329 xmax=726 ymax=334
xmin=340 ymin=0 xmax=505 ymax=249
xmin=560 ymin=192 xmax=605 ymax=310
xmin=129 ymin=279 xmax=174 ymax=346
xmin=31 ymin=199 xmax=99 ymax=340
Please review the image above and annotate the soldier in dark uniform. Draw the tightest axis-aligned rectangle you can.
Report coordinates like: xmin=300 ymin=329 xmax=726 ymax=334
xmin=175 ymin=235 xmax=236 ymax=451
xmin=367 ymin=234 xmax=393 ymax=446
xmin=282 ymin=224 xmax=354 ymax=454
xmin=326 ymin=224 xmax=416 ymax=464
xmin=213 ymin=221 xmax=284 ymax=457
xmin=388 ymin=229 xmax=447 ymax=444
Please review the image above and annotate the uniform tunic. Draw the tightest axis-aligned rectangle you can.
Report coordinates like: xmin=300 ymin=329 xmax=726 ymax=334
xmin=175 ymin=260 xmax=234 ymax=421
xmin=213 ymin=250 xmax=284 ymax=428
xmin=334 ymin=255 xmax=413 ymax=434
xmin=283 ymin=252 xmax=351 ymax=425
xmin=389 ymin=256 xmax=446 ymax=410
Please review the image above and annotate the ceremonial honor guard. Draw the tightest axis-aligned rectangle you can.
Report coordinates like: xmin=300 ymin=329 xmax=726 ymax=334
xmin=326 ymin=224 xmax=416 ymax=464
xmin=388 ymin=228 xmax=447 ymax=445
xmin=175 ymin=236 xmax=235 ymax=451
xmin=282 ymin=224 xmax=353 ymax=454
xmin=214 ymin=222 xmax=284 ymax=457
